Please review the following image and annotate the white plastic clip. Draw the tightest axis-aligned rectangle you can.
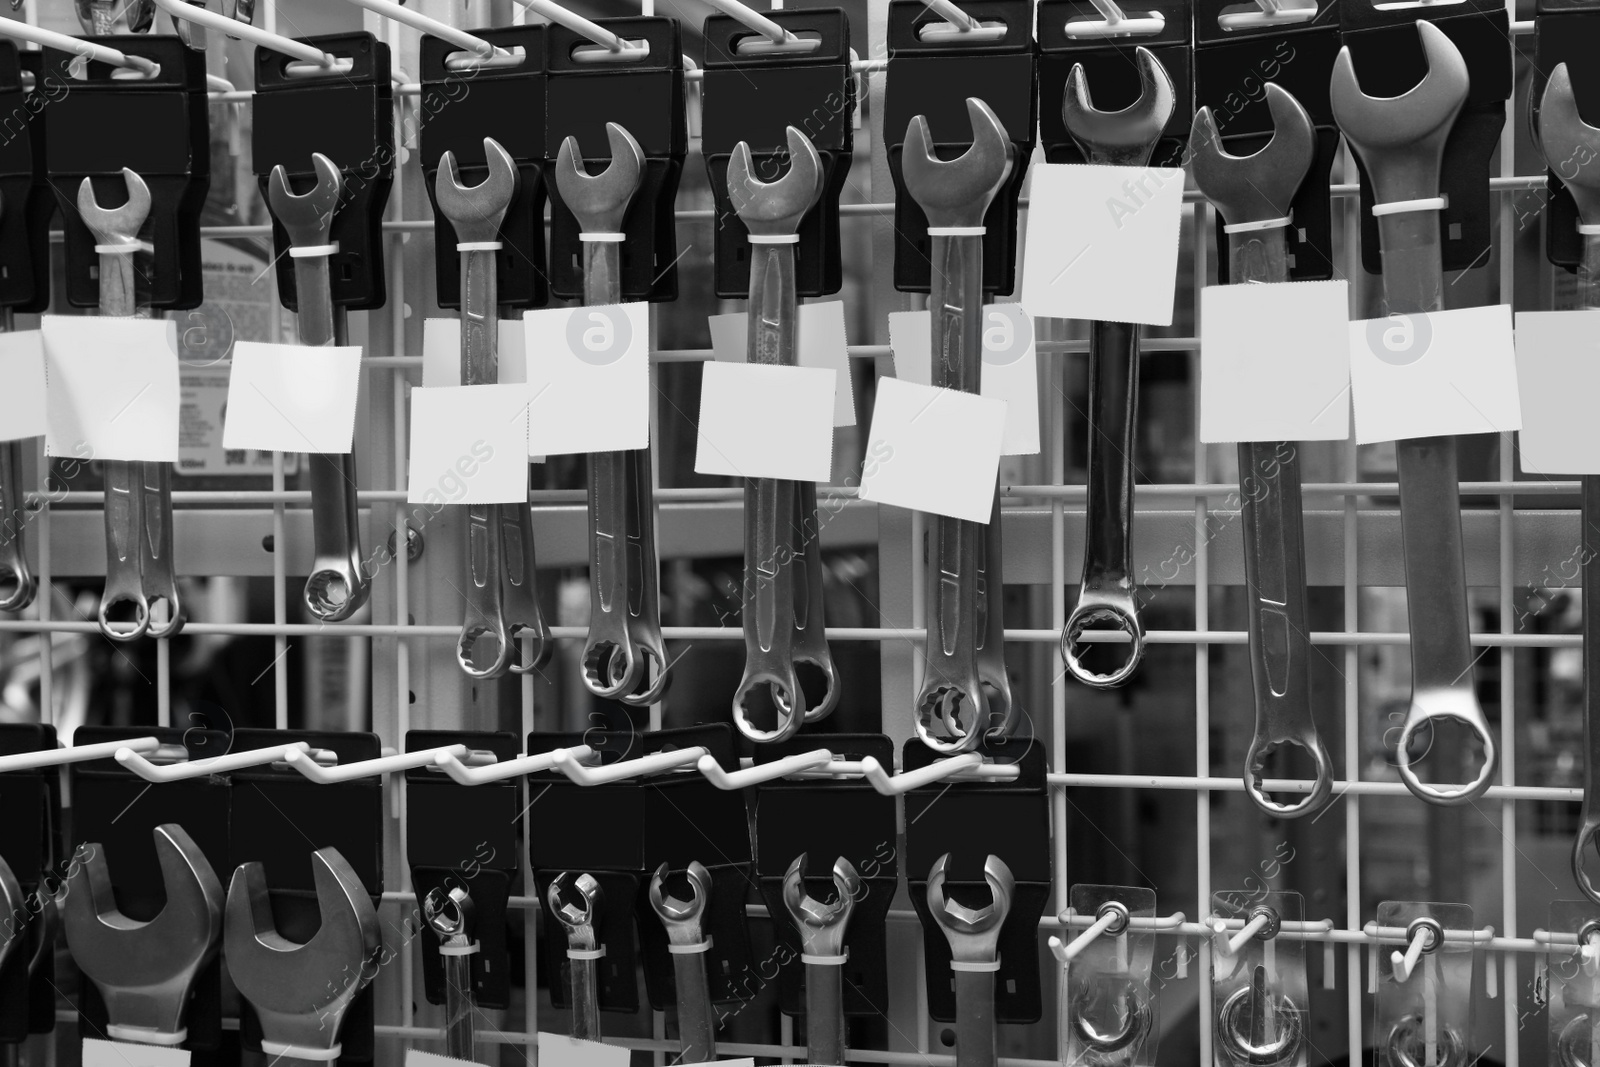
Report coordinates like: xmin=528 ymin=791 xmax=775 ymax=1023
xmin=1064 ymin=0 xmax=1166 ymax=39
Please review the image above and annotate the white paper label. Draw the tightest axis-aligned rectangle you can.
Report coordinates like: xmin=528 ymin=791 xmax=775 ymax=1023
xmin=695 ymin=363 xmax=835 ymax=482
xmin=536 ymin=1033 xmax=630 ymax=1067
xmin=43 ymin=316 xmax=180 ymax=462
xmin=708 ymin=301 xmax=856 ymax=426
xmin=83 ymin=1039 xmax=190 ymax=1067
xmin=857 ymin=377 xmax=1006 ymax=523
xmin=1515 ymin=309 xmax=1600 ymax=474
xmin=0 ymin=330 xmax=46 ymax=441
xmin=887 ymin=304 xmax=1039 ymax=455
xmin=523 ymin=303 xmax=649 ymax=456
xmin=421 ymin=317 xmax=527 ymax=387
xmin=222 ymin=341 xmax=363 ymax=455
xmin=406 ymin=384 xmax=529 ymax=505
xmin=179 ymin=367 xmax=295 ymax=476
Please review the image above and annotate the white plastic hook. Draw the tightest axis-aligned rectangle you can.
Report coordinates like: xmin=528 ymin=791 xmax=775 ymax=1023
xmin=697 ymin=749 xmax=835 ymax=790
xmin=1050 ymin=902 xmax=1131 ymax=965
xmin=698 ymin=0 xmax=800 ymax=49
xmin=510 ymin=0 xmax=648 ymax=58
xmin=0 ymin=21 xmax=160 ymax=76
xmin=1215 ymin=0 xmax=1317 ymax=29
xmin=1391 ymin=920 xmax=1441 ymax=983
xmin=149 ymin=0 xmax=341 ymax=67
xmin=431 ymin=744 xmax=596 ymax=785
xmin=115 ymin=741 xmax=312 ymax=783
xmin=342 ymin=0 xmax=510 ymax=64
xmin=783 ymin=752 xmax=1021 ymax=794
xmin=1214 ymin=911 xmax=1273 ymax=957
xmin=0 ymin=736 xmax=162 ymax=773
xmin=283 ymin=743 xmax=470 ymax=784
xmin=1064 ymin=0 xmax=1167 ymax=38
xmin=550 ymin=746 xmax=708 ymax=786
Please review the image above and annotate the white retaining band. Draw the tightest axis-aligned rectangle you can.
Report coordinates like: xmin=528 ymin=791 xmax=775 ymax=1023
xmin=288 ymin=243 xmax=340 ymax=258
xmin=668 ymin=938 xmax=714 ymax=954
xmin=1371 ymin=196 xmax=1447 ymax=217
xmin=1579 ymin=222 xmax=1600 ymax=235
xmin=456 ymin=241 xmax=503 ymax=252
xmin=262 ymin=1041 xmax=341 ymax=1062
xmin=440 ymin=940 xmax=481 ymax=956
xmin=106 ymin=1026 xmax=186 ymax=1046
xmin=1223 ymin=215 xmax=1292 ymax=234
xmin=579 ymin=232 xmax=627 ymax=242
xmin=747 ymin=234 xmax=800 ymax=244
xmin=802 ymin=952 xmax=849 ymax=966
xmin=567 ymin=946 xmax=606 ymax=960
xmin=927 ymin=226 xmax=986 ymax=236
xmin=950 ymin=958 xmax=1002 ymax=972
xmin=94 ymin=242 xmax=152 ymax=255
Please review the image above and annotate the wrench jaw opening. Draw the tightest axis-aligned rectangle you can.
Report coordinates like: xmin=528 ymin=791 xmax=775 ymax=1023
xmin=1393 ymin=689 xmax=1498 ymax=807
xmin=927 ymin=854 xmax=1013 ymax=1067
xmin=781 ymin=853 xmax=861 ymax=946
xmin=1060 ymin=48 xmax=1176 ymax=166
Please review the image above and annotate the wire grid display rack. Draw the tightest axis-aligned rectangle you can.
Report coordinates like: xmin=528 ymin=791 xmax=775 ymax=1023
xmin=4 ymin=0 xmax=1585 ymax=1063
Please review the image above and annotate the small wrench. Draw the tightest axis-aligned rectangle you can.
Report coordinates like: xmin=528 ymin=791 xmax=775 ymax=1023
xmin=1331 ymin=20 xmax=1496 ymax=805
xmin=621 ymin=443 xmax=669 ymax=705
xmin=927 ymin=854 xmax=1013 ymax=1067
xmin=975 ymin=490 xmax=1013 ymax=740
xmin=649 ymin=861 xmax=716 ymax=1063
xmin=901 ymin=99 xmax=1015 ymax=751
xmin=501 ymin=498 xmax=553 ymax=675
xmin=435 ymin=139 xmax=520 ymax=679
xmin=782 ymin=854 xmax=862 ymax=1065
xmin=424 ymin=885 xmax=477 ymax=1062
xmin=1188 ymin=85 xmax=1334 ymax=819
xmin=549 ymin=872 xmax=604 ymax=1041
xmin=1059 ymin=49 xmax=1175 ymax=690
xmin=0 ymin=278 xmax=35 ymax=612
xmin=266 ymin=153 xmax=371 ymax=624
xmin=726 ymin=127 xmax=825 ymax=742
xmin=794 ymin=480 xmax=840 ymax=723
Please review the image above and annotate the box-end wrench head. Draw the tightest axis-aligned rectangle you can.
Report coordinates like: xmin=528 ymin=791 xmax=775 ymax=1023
xmin=927 ymin=853 xmax=1013 ymax=1067
xmin=549 ymin=872 xmax=604 ymax=1041
xmin=62 ymin=824 xmax=223 ymax=1043
xmin=223 ymin=848 xmax=380 ymax=1061
xmin=649 ymin=861 xmax=716 ymax=1064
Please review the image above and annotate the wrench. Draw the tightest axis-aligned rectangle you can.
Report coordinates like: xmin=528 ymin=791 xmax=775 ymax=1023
xmin=1330 ymin=20 xmax=1495 ymax=805
xmin=0 ymin=282 xmax=35 ymax=612
xmin=901 ymin=100 xmax=1015 ymax=751
xmin=1188 ymin=85 xmax=1334 ymax=819
xmin=975 ymin=490 xmax=1013 ymax=739
xmin=266 ymin=153 xmax=371 ymax=624
xmin=61 ymin=824 xmax=223 ymax=1046
xmin=621 ymin=443 xmax=669 ymax=705
xmin=501 ymin=497 xmax=553 ymax=675
xmin=549 ymin=872 xmax=605 ymax=1041
xmin=794 ymin=480 xmax=840 ymax=723
xmin=926 ymin=854 xmax=1014 ymax=1067
xmin=782 ymin=853 xmax=862 ymax=1065
xmin=224 ymin=848 xmax=381 ymax=1066
xmin=424 ymin=885 xmax=477 ymax=1062
xmin=725 ymin=127 xmax=824 ymax=742
xmin=435 ymin=139 xmax=520 ymax=679
xmin=1058 ymin=49 xmax=1175 ymax=690
xmin=649 ymin=861 xmax=716 ymax=1063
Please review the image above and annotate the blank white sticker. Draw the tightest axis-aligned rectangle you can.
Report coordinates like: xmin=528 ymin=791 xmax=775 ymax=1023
xmin=1199 ymin=281 xmax=1352 ymax=443
xmin=887 ymin=304 xmax=1039 ymax=455
xmin=43 ymin=316 xmax=180 ymax=462
xmin=421 ymin=317 xmax=526 ymax=387
xmin=695 ymin=363 xmax=835 ymax=482
xmin=1019 ymin=163 xmax=1185 ymax=327
xmin=405 ymin=1051 xmax=488 ymax=1067
xmin=707 ymin=302 xmax=856 ymax=426
xmin=83 ymin=1040 xmax=190 ymax=1067
xmin=221 ymin=341 xmax=363 ymax=455
xmin=858 ymin=377 xmax=1006 ymax=523
xmin=0 ymin=330 xmax=46 ymax=441
xmin=1515 ymin=309 xmax=1600 ymax=474
xmin=1348 ymin=304 xmax=1521 ymax=444
xmin=523 ymin=303 xmax=649 ymax=456
xmin=537 ymin=1033 xmax=630 ymax=1067
xmin=406 ymin=385 xmax=529 ymax=505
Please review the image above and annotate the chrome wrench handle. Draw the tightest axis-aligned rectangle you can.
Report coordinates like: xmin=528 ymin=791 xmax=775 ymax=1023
xmin=140 ymin=459 xmax=183 ymax=639
xmin=649 ymin=863 xmax=716 ymax=1065
xmin=0 ymin=298 xmax=35 ymax=611
xmin=550 ymin=873 xmax=604 ymax=1043
xmin=793 ymin=479 xmax=839 ymax=722
xmin=976 ymin=487 xmax=1013 ymax=740
xmin=502 ymin=496 xmax=553 ymax=675
xmin=619 ymin=445 xmax=670 ymax=705
xmin=782 ymin=854 xmax=861 ymax=1066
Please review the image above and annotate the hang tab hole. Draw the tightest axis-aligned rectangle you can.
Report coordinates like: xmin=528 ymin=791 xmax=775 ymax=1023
xmin=283 ymin=55 xmax=358 ymax=79
xmin=1449 ymin=222 xmax=1463 ymax=241
xmin=1216 ymin=0 xmax=1317 ymax=29
xmin=1006 ymin=978 xmax=1017 ymax=994
xmin=109 ymin=62 xmax=163 ymax=81
xmin=1063 ymin=12 xmax=1165 ymax=38
xmin=570 ymin=39 xmax=653 ymax=65
xmin=733 ymin=30 xmax=824 ymax=56
xmin=445 ymin=45 xmax=528 ymax=72
xmin=917 ymin=19 xmax=1009 ymax=42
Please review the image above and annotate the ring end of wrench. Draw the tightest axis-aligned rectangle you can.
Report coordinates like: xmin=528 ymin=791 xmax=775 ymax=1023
xmin=581 ymin=637 xmax=641 ymax=700
xmin=98 ymin=592 xmax=151 ymax=643
xmin=1061 ymin=601 xmax=1145 ymax=690
xmin=1394 ymin=693 xmax=1498 ymax=806
xmin=305 ymin=565 xmax=371 ymax=624
xmin=913 ymin=684 xmax=986 ymax=755
xmin=733 ymin=668 xmax=804 ymax=744
xmin=0 ymin=566 xmax=36 ymax=613
xmin=457 ymin=623 xmax=513 ymax=680
xmin=1244 ymin=735 xmax=1333 ymax=819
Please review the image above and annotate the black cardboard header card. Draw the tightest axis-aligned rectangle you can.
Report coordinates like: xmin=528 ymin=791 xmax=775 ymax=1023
xmin=421 ymin=25 xmax=549 ymax=310
xmin=545 ymin=16 xmax=686 ymax=302
xmin=701 ymin=9 xmax=854 ymax=298
xmin=254 ymin=32 xmax=393 ymax=313
xmin=1534 ymin=9 xmax=1600 ymax=269
xmin=0 ymin=725 xmax=55 ymax=1042
xmin=0 ymin=45 xmax=51 ymax=313
xmin=883 ymin=0 xmax=1037 ymax=296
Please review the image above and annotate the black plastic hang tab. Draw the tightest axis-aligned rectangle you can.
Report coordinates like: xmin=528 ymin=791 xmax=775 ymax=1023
xmin=254 ymin=32 xmax=394 ymax=313
xmin=228 ymin=729 xmax=382 ymax=1065
xmin=1534 ymin=0 xmax=1600 ymax=270
xmin=421 ymin=25 xmax=548 ymax=311
xmin=883 ymin=0 xmax=1037 ymax=296
xmin=903 ymin=736 xmax=1049 ymax=1024
xmin=1339 ymin=0 xmax=1510 ymax=274
xmin=42 ymin=35 xmax=210 ymax=311
xmin=1192 ymin=0 xmax=1342 ymax=281
xmin=404 ymin=731 xmax=521 ymax=1012
xmin=751 ymin=734 xmax=897 ymax=1019
xmin=0 ymin=47 xmax=52 ymax=314
xmin=545 ymin=16 xmax=686 ymax=302
xmin=70 ymin=726 xmax=231 ymax=1053
xmin=0 ymin=725 xmax=57 ymax=1044
xmin=701 ymin=9 xmax=855 ymax=299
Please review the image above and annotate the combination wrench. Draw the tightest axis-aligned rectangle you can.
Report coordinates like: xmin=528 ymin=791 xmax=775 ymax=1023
xmin=782 ymin=853 xmax=862 ymax=1065
xmin=927 ymin=854 xmax=1013 ymax=1067
xmin=0 ymin=190 xmax=33 ymax=613
xmin=1330 ymin=20 xmax=1496 ymax=804
xmin=266 ymin=153 xmax=371 ymax=624
xmin=554 ymin=123 xmax=670 ymax=706
xmin=649 ymin=861 xmax=716 ymax=1063
xmin=424 ymin=886 xmax=478 ymax=1062
xmin=725 ymin=127 xmax=826 ymax=741
xmin=1188 ymin=85 xmax=1334 ymax=819
xmin=1058 ymin=49 xmax=1175 ymax=690
xmin=900 ymin=100 xmax=1015 ymax=752
xmin=549 ymin=872 xmax=605 ymax=1041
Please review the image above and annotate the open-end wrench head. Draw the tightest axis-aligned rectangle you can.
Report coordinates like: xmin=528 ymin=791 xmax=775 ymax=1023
xmin=901 ymin=98 xmax=1013 ymax=230
xmin=649 ymin=860 xmax=712 ymax=947
xmin=267 ymin=153 xmax=342 ymax=247
xmin=62 ymin=824 xmax=223 ymax=1038
xmin=1061 ymin=49 xmax=1176 ymax=167
xmin=555 ymin=122 xmax=646 ymax=235
xmin=549 ymin=871 xmax=603 ymax=950
xmin=727 ymin=126 xmax=825 ymax=238
xmin=1538 ymin=64 xmax=1600 ymax=226
xmin=925 ymin=853 xmax=1014 ymax=965
xmin=1188 ymin=84 xmax=1316 ymax=226
xmin=77 ymin=169 xmax=152 ymax=245
xmin=435 ymin=138 xmax=520 ymax=246
xmin=781 ymin=853 xmax=862 ymax=929
xmin=1328 ymin=20 xmax=1468 ymax=205
xmin=424 ymin=885 xmax=474 ymax=943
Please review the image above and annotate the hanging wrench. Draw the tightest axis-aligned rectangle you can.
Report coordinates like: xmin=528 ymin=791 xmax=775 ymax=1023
xmin=435 ymin=139 xmax=519 ymax=679
xmin=648 ymin=861 xmax=716 ymax=1063
xmin=927 ymin=854 xmax=1013 ymax=1067
xmin=782 ymin=853 xmax=862 ymax=1065
xmin=266 ymin=153 xmax=371 ymax=624
xmin=1058 ymin=49 xmax=1175 ymax=690
xmin=1188 ymin=85 xmax=1334 ymax=819
xmin=1330 ymin=20 xmax=1495 ymax=805
xmin=794 ymin=480 xmax=840 ymax=723
xmin=424 ymin=886 xmax=478 ymax=1062
xmin=725 ymin=127 xmax=824 ymax=742
xmin=501 ymin=498 xmax=553 ymax=675
xmin=976 ymin=490 xmax=1013 ymax=739
xmin=900 ymin=100 xmax=1014 ymax=751
xmin=549 ymin=872 xmax=604 ymax=1041
xmin=620 ymin=443 xmax=668 ymax=705
xmin=0 ymin=283 xmax=35 ymax=612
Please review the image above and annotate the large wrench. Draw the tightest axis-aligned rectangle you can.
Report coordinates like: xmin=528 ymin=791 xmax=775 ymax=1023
xmin=901 ymin=100 xmax=1015 ymax=752
xmin=649 ymin=862 xmax=716 ymax=1063
xmin=1188 ymin=85 xmax=1334 ymax=819
xmin=927 ymin=854 xmax=1013 ymax=1067
xmin=266 ymin=153 xmax=370 ymax=623
xmin=435 ymin=139 xmax=519 ymax=679
xmin=549 ymin=872 xmax=604 ymax=1041
xmin=0 ymin=283 xmax=35 ymax=612
xmin=1331 ymin=21 xmax=1495 ymax=805
xmin=725 ymin=127 xmax=825 ymax=742
xmin=501 ymin=496 xmax=553 ymax=675
xmin=782 ymin=854 xmax=861 ymax=1065
xmin=794 ymin=480 xmax=841 ymax=723
xmin=1058 ymin=49 xmax=1175 ymax=690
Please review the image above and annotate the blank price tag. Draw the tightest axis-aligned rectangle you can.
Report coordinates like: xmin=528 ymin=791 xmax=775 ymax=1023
xmin=858 ymin=377 xmax=1006 ymax=523
xmin=1515 ymin=309 xmax=1600 ymax=474
xmin=222 ymin=341 xmax=363 ymax=455
xmin=405 ymin=1051 xmax=488 ymax=1067
xmin=43 ymin=316 xmax=180 ymax=462
xmin=1199 ymin=281 xmax=1351 ymax=443
xmin=708 ymin=301 xmax=856 ymax=426
xmin=421 ymin=318 xmax=527 ymax=387
xmin=523 ymin=303 xmax=649 ymax=456
xmin=83 ymin=1040 xmax=189 ymax=1067
xmin=537 ymin=1033 xmax=630 ymax=1067
xmin=695 ymin=363 xmax=835 ymax=481
xmin=1347 ymin=304 xmax=1520 ymax=444
xmin=1019 ymin=163 xmax=1185 ymax=327
xmin=887 ymin=304 xmax=1039 ymax=455
xmin=0 ymin=330 xmax=46 ymax=441
xmin=406 ymin=385 xmax=529 ymax=505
